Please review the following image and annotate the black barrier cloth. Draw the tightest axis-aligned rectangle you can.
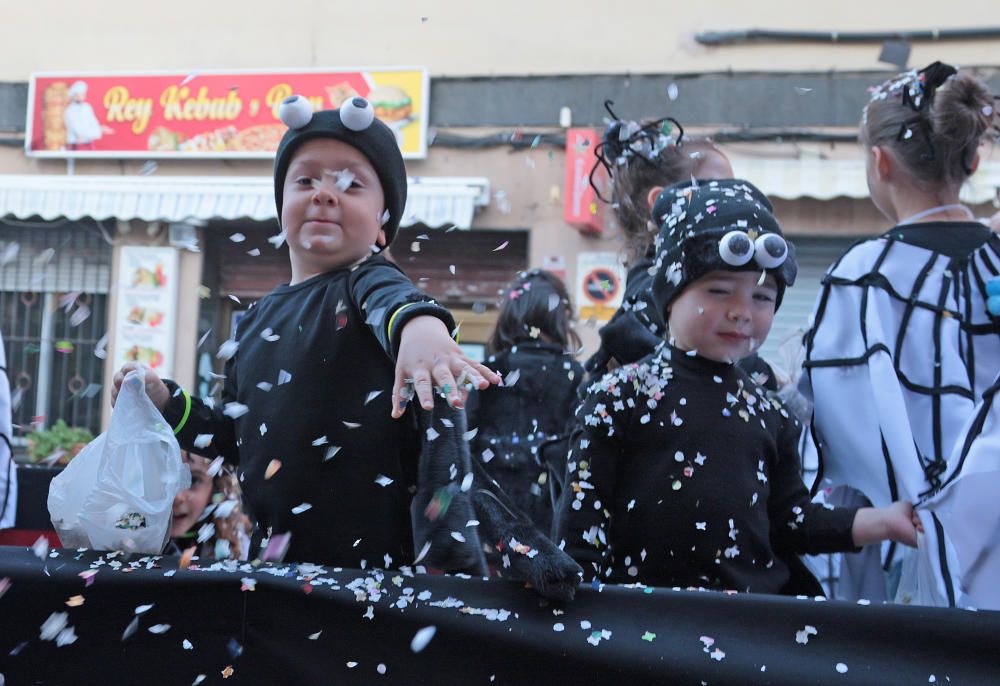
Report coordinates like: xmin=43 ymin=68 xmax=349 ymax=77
xmin=2 ymin=547 xmax=998 ymax=685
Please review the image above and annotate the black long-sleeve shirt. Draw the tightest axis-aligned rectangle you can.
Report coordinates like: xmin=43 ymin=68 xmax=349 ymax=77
xmin=162 ymin=256 xmax=454 ymax=567
xmin=464 ymin=341 xmax=584 ymax=534
xmin=556 ymin=345 xmax=858 ymax=593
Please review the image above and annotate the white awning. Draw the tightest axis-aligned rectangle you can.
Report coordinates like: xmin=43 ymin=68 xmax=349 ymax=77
xmin=0 ymin=174 xmax=491 ymax=229
xmin=731 ymin=157 xmax=1000 ymax=204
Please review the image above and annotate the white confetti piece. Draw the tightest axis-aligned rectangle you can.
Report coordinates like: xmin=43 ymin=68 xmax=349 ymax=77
xmin=267 ymin=232 xmax=286 ymax=249
xmin=365 ymin=390 xmax=383 ymax=405
xmin=324 ymin=446 xmax=342 ymax=461
xmin=94 ymin=333 xmax=108 ymax=359
xmin=257 ymin=381 xmax=273 ymax=392
xmin=122 ymin=616 xmax=140 ymax=641
xmin=216 ymin=339 xmax=239 ymax=360
xmin=449 ymin=265 xmax=456 ymax=275
xmin=667 ymin=83 xmax=679 ymax=100
xmin=135 ymin=604 xmax=154 ymax=615
xmin=462 ymin=428 xmax=478 ymax=441
xmin=183 ymin=639 xmax=194 ymax=650
xmin=375 ymin=475 xmax=394 ymax=487
xmin=260 ymin=328 xmax=280 ymax=342
xmin=229 ymin=233 xmax=246 ymax=243
xmin=193 ymin=434 xmax=214 ymax=449
xmin=312 ymin=435 xmax=328 ymax=446
xmin=291 ymin=503 xmax=312 ymax=515
xmin=410 ymin=626 xmax=437 ymax=653
xmin=503 ymin=369 xmax=520 ymax=387
xmin=309 ymin=631 xmax=322 ymax=640
xmin=40 ymin=612 xmax=69 ymax=641
xmin=795 ymin=625 xmax=818 ymax=644
xmin=377 ymin=664 xmax=387 ymax=675
xmin=32 ymin=535 xmax=49 ymax=560
xmin=223 ymin=402 xmax=249 ymax=419
xmin=836 ymin=663 xmax=848 ymax=674
xmin=206 ymin=456 xmax=224 ymax=477
xmin=493 ymin=241 xmax=509 ymax=252
xmin=426 ymin=427 xmax=439 ymax=441
xmin=278 ymin=369 xmax=292 ymax=385
xmin=148 ymin=624 xmax=171 ymax=634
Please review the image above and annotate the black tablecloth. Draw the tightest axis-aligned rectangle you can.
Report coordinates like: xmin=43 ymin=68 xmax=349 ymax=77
xmin=1 ymin=546 xmax=997 ymax=685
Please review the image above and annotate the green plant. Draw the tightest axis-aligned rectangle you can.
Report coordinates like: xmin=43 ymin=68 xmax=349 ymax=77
xmin=26 ymin=420 xmax=95 ymax=463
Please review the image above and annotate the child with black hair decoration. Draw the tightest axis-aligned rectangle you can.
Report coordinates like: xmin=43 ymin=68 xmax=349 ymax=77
xmin=555 ymin=179 xmax=918 ymax=594
xmin=583 ymin=102 xmax=777 ymax=389
xmin=111 ymin=95 xmax=499 ymax=568
xmin=464 ymin=270 xmax=584 ymax=536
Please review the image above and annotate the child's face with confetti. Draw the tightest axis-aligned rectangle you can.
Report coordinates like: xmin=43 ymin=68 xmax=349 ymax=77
xmin=171 ymin=452 xmax=214 ymax=538
xmin=281 ymin=138 xmax=387 ymax=281
xmin=667 ymin=270 xmax=777 ymax=363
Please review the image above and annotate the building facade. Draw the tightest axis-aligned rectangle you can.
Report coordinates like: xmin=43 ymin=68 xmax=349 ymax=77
xmin=0 ymin=1 xmax=998 ymax=440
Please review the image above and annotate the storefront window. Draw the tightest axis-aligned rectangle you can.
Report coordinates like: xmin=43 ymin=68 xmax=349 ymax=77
xmin=0 ymin=221 xmax=112 ymax=443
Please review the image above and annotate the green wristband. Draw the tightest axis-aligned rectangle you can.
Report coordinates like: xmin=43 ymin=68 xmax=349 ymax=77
xmin=173 ymin=389 xmax=192 ymax=435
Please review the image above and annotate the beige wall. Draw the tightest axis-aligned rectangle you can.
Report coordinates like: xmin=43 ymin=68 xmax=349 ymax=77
xmin=2 ymin=1 xmax=999 ymax=80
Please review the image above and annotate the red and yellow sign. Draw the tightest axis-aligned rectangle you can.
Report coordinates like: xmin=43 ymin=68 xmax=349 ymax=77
xmin=564 ymin=128 xmax=606 ymax=235
xmin=26 ymin=68 xmax=429 ymax=159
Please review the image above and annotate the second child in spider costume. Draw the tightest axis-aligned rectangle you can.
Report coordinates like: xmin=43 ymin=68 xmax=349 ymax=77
xmin=555 ymin=179 xmax=918 ymax=593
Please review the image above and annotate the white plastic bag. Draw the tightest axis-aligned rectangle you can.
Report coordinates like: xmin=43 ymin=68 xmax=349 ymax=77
xmin=47 ymin=367 xmax=189 ymax=553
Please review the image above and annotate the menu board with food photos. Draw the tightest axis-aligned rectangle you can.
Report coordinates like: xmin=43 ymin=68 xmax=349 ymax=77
xmin=25 ymin=68 xmax=429 ymax=159
xmin=113 ymin=246 xmax=179 ymax=379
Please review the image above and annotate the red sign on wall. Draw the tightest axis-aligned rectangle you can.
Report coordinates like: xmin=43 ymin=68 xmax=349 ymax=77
xmin=563 ymin=128 xmax=605 ymax=235
xmin=25 ymin=68 xmax=428 ymax=159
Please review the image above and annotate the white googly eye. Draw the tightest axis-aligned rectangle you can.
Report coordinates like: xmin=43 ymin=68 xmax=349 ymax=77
xmin=719 ymin=231 xmax=755 ymax=266
xmin=753 ymin=234 xmax=788 ymax=269
xmin=278 ymin=95 xmax=313 ymax=129
xmin=339 ymin=97 xmax=375 ymax=131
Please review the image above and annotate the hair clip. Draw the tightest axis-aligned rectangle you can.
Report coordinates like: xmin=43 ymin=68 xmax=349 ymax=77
xmin=895 ymin=116 xmax=936 ymax=161
xmin=588 ymin=100 xmax=686 ymax=202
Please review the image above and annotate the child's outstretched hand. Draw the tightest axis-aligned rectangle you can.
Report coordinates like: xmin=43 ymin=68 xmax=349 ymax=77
xmin=391 ymin=315 xmax=501 ymax=418
xmin=852 ymin=501 xmax=919 ymax=548
xmin=111 ymin=362 xmax=170 ymax=412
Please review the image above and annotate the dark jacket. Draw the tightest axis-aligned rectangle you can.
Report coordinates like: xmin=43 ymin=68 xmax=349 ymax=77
xmin=465 ymin=341 xmax=584 ymax=535
xmin=162 ymin=256 xmax=454 ymax=568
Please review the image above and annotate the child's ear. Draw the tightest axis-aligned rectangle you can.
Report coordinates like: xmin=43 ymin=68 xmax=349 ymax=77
xmin=968 ymin=149 xmax=981 ymax=175
xmin=646 ymin=186 xmax=665 ymax=212
xmin=872 ymin=145 xmax=893 ymax=182
xmin=376 ymin=228 xmax=387 ymax=248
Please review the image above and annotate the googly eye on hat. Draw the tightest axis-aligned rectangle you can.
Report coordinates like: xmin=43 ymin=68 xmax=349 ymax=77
xmin=719 ymin=231 xmax=755 ymax=266
xmin=278 ymin=95 xmax=314 ymax=129
xmin=339 ymin=97 xmax=376 ymax=131
xmin=753 ymin=233 xmax=788 ymax=269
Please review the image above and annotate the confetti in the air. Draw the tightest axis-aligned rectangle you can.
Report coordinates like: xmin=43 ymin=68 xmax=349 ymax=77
xmin=410 ymin=626 xmax=437 ymax=653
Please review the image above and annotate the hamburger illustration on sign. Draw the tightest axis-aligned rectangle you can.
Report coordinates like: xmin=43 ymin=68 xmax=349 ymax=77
xmin=368 ymin=85 xmax=413 ymax=123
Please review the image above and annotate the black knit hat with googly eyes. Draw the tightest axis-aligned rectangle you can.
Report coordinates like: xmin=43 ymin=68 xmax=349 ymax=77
xmin=649 ymin=178 xmax=797 ymax=318
xmin=273 ymin=95 xmax=408 ymax=246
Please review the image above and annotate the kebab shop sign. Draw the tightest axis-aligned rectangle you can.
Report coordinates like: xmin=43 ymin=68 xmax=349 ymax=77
xmin=25 ymin=68 xmax=429 ymax=159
